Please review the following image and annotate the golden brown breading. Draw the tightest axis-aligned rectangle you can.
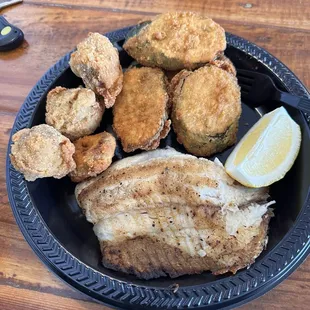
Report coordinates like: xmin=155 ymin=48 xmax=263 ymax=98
xmin=113 ymin=67 xmax=170 ymax=152
xmin=123 ymin=12 xmax=226 ymax=70
xmin=69 ymin=32 xmax=123 ymax=108
xmin=171 ymin=65 xmax=241 ymax=156
xmin=210 ymin=53 xmax=237 ymax=76
xmin=45 ymin=86 xmax=105 ymax=141
xmin=69 ymin=132 xmax=116 ymax=183
xmin=10 ymin=124 xmax=76 ymax=182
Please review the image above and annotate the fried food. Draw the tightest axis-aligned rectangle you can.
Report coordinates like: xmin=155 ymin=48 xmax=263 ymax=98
xmin=69 ymin=32 xmax=123 ymax=108
xmin=123 ymin=12 xmax=226 ymax=70
xmin=210 ymin=53 xmax=236 ymax=76
xmin=10 ymin=124 xmax=76 ymax=182
xmin=69 ymin=132 xmax=116 ymax=183
xmin=171 ymin=65 xmax=241 ymax=156
xmin=113 ymin=67 xmax=170 ymax=152
xmin=76 ymin=148 xmax=275 ymax=279
xmin=45 ymin=86 xmax=105 ymax=141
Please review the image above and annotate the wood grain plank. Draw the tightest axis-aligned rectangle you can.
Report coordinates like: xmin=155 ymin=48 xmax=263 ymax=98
xmin=25 ymin=0 xmax=310 ymax=30
xmin=0 ymin=4 xmax=309 ymax=115
xmin=0 ymin=224 xmax=67 ymax=292
xmin=0 ymin=285 xmax=108 ymax=310
xmin=0 ymin=113 xmax=14 ymax=169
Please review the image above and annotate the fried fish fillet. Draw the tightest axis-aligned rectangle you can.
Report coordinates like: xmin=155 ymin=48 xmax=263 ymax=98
xmin=69 ymin=132 xmax=116 ymax=182
xmin=113 ymin=67 xmax=170 ymax=152
xmin=69 ymin=32 xmax=123 ymax=108
xmin=76 ymin=148 xmax=275 ymax=279
xmin=171 ymin=65 xmax=241 ymax=156
xmin=46 ymin=86 xmax=105 ymax=141
xmin=10 ymin=124 xmax=76 ymax=181
xmin=123 ymin=12 xmax=226 ymax=70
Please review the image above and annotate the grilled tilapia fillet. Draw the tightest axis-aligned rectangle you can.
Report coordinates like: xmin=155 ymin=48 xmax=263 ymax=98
xmin=76 ymin=148 xmax=275 ymax=279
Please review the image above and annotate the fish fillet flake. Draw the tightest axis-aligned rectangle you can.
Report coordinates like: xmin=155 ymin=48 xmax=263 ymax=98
xmin=76 ymin=147 xmax=274 ymax=279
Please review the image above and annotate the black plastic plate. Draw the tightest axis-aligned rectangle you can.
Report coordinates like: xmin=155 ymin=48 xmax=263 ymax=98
xmin=6 ymin=26 xmax=310 ymax=309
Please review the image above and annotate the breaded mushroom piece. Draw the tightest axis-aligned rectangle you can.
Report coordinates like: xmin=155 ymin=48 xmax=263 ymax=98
xmin=124 ymin=12 xmax=226 ymax=70
xmin=69 ymin=132 xmax=116 ymax=182
xmin=46 ymin=86 xmax=105 ymax=141
xmin=171 ymin=65 xmax=241 ymax=156
xmin=10 ymin=124 xmax=76 ymax=181
xmin=69 ymin=32 xmax=123 ymax=108
xmin=113 ymin=67 xmax=171 ymax=153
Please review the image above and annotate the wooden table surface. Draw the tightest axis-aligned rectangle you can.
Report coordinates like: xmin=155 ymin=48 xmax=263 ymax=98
xmin=1 ymin=0 xmax=309 ymax=309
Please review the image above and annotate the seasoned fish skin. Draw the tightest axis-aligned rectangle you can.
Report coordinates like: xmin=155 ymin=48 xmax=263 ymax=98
xmin=123 ymin=12 xmax=226 ymax=70
xmin=76 ymin=148 xmax=274 ymax=279
xmin=171 ymin=65 xmax=241 ymax=156
xmin=113 ymin=67 xmax=170 ymax=152
xmin=99 ymin=217 xmax=270 ymax=279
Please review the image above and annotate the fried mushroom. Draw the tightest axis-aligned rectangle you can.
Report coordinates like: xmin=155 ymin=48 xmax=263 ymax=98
xmin=69 ymin=32 xmax=123 ymax=108
xmin=10 ymin=124 xmax=76 ymax=181
xmin=69 ymin=132 xmax=116 ymax=182
xmin=46 ymin=86 xmax=104 ymax=141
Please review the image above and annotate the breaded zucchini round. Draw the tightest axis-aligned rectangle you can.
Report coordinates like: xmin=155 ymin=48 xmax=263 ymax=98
xmin=113 ymin=67 xmax=170 ymax=152
xmin=171 ymin=65 xmax=241 ymax=156
xmin=124 ymin=12 xmax=226 ymax=70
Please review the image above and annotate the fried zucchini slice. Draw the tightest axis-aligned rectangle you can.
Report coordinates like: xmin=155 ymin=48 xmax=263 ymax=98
xmin=124 ymin=12 xmax=226 ymax=71
xmin=171 ymin=65 xmax=241 ymax=156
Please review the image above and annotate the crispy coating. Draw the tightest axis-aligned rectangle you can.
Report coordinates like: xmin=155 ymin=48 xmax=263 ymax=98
xmin=210 ymin=53 xmax=237 ymax=76
xmin=45 ymin=86 xmax=105 ymax=141
xmin=69 ymin=32 xmax=123 ymax=108
xmin=69 ymin=132 xmax=116 ymax=183
xmin=124 ymin=12 xmax=226 ymax=70
xmin=10 ymin=124 xmax=76 ymax=182
xmin=113 ymin=67 xmax=171 ymax=152
xmin=171 ymin=65 xmax=241 ymax=156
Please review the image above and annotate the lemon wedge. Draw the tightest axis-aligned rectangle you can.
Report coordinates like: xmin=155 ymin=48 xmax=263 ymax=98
xmin=225 ymin=107 xmax=301 ymax=188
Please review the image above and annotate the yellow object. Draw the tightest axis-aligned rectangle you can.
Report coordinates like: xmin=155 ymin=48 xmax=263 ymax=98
xmin=225 ymin=106 xmax=301 ymax=188
xmin=1 ymin=26 xmax=12 ymax=36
